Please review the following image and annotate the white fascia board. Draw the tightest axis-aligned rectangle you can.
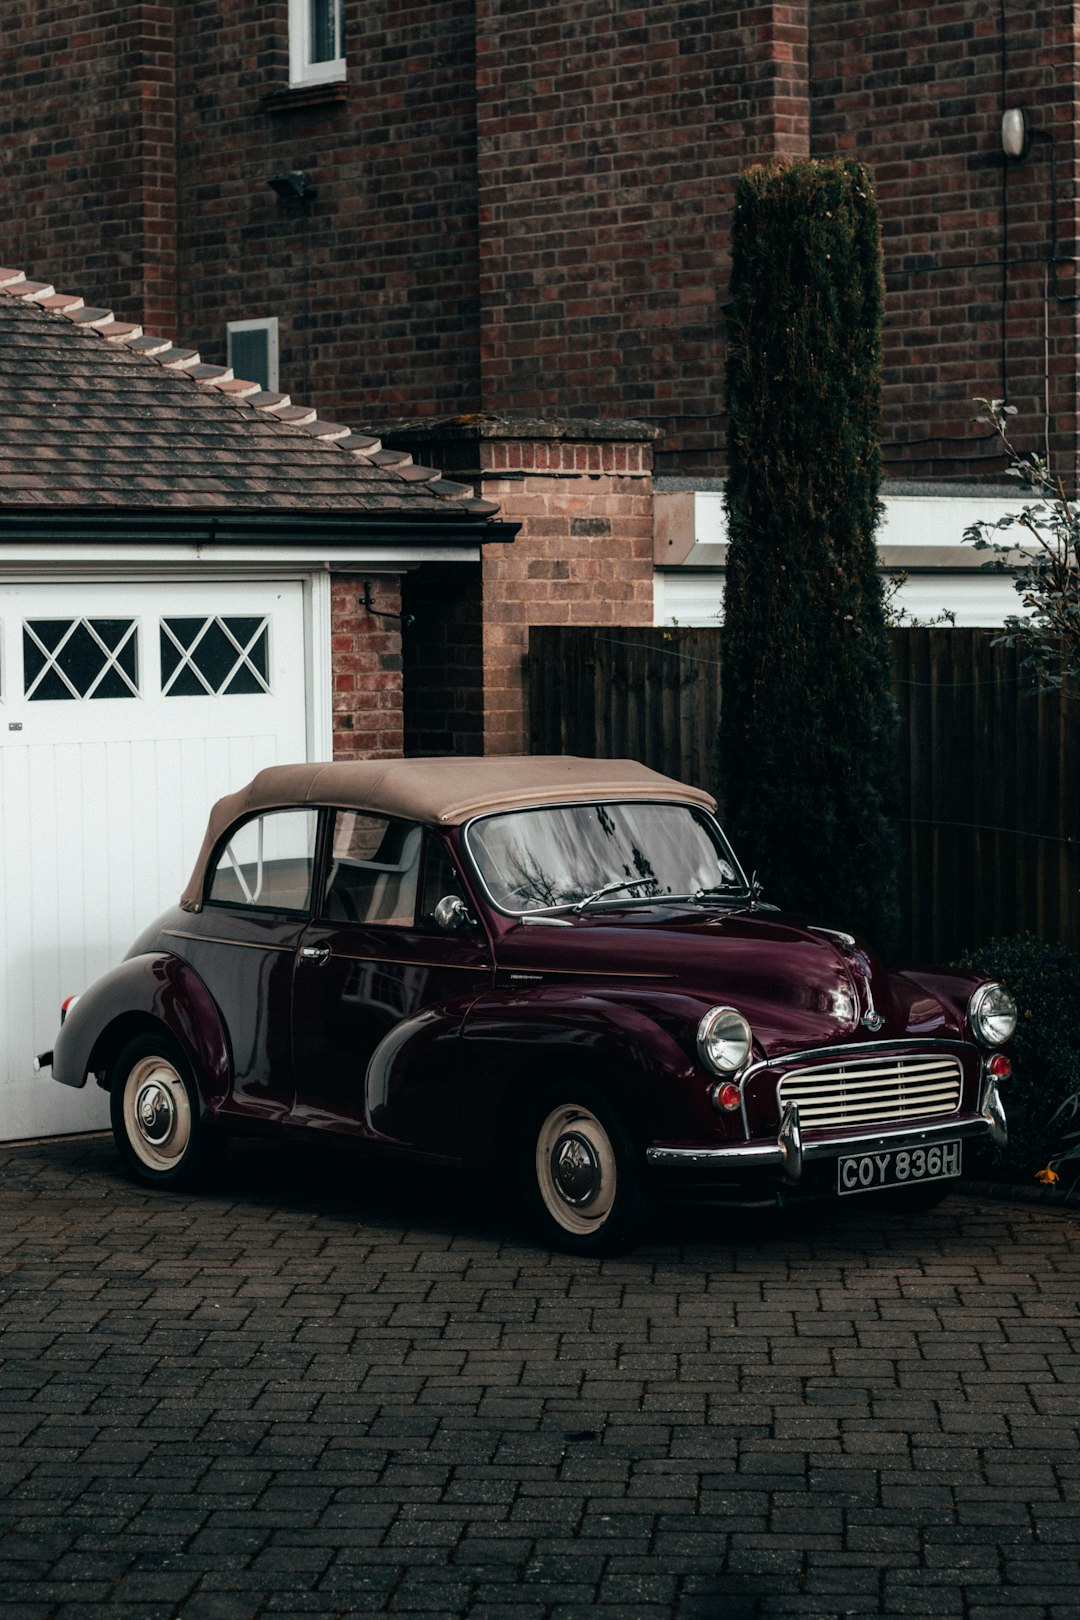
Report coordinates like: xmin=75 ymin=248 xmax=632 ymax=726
xmin=0 ymin=544 xmax=481 ymax=576
xmin=655 ymin=488 xmax=1027 ymax=572
xmin=652 ymin=487 xmax=1030 ymax=628
xmin=877 ymin=491 xmax=1022 ymax=551
xmin=653 ymin=567 xmax=1020 ymax=629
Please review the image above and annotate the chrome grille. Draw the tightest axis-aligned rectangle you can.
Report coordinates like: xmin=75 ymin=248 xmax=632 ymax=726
xmin=777 ymin=1053 xmax=963 ymax=1128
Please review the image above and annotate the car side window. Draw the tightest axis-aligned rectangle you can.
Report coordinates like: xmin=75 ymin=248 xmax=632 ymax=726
xmin=207 ymin=809 xmax=319 ymax=913
xmin=321 ymin=812 xmax=422 ymax=926
xmin=419 ymin=835 xmax=469 ymax=927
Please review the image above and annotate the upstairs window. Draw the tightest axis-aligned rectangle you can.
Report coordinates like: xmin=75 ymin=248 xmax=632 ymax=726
xmin=289 ymin=0 xmax=345 ymax=86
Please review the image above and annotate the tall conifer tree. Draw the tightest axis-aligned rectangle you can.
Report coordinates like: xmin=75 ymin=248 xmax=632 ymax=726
xmin=719 ymin=159 xmax=899 ymax=949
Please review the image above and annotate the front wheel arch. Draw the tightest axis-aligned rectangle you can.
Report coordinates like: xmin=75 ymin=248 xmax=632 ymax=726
xmin=493 ymin=1049 xmax=651 ymax=1166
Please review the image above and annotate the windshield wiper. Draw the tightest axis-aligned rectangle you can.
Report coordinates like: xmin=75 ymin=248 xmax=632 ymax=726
xmin=572 ymin=878 xmax=654 ymax=914
xmin=691 ymin=883 xmax=749 ymax=903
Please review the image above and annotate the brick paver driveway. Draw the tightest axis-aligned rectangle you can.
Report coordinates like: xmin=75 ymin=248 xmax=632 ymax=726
xmin=0 ymin=1135 xmax=1077 ymax=1620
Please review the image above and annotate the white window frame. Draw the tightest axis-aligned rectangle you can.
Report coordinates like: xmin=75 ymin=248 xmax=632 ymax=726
xmin=288 ymin=0 xmax=345 ymax=87
xmin=226 ymin=317 xmax=280 ymax=392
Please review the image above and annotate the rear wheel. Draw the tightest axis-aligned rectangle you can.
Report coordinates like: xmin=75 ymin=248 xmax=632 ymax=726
xmin=520 ymin=1083 xmax=651 ymax=1256
xmin=109 ymin=1032 xmax=220 ymax=1190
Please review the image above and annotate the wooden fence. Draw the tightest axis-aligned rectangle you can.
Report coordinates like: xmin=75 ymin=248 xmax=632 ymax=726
xmin=528 ymin=625 xmax=1080 ymax=961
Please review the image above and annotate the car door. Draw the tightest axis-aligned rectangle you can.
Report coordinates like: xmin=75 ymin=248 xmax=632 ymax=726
xmin=289 ymin=814 xmax=491 ymax=1159
xmin=178 ymin=805 xmax=319 ymax=1124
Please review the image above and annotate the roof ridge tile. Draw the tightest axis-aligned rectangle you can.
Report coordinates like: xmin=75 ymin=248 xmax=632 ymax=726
xmin=268 ymin=404 xmax=318 ymax=424
xmin=428 ymin=477 xmax=474 ymax=499
xmin=65 ymin=306 xmax=115 ymax=329
xmin=245 ymin=389 xmax=291 ymax=409
xmin=8 ymin=278 xmax=55 ymax=300
xmin=126 ymin=334 xmax=174 ymax=355
xmin=337 ymin=432 xmax=383 ymax=456
xmin=98 ymin=319 xmax=144 ymax=342
xmin=212 ymin=376 xmax=263 ymax=399
xmin=298 ymin=420 xmax=352 ymax=441
xmin=155 ymin=346 xmax=202 ymax=369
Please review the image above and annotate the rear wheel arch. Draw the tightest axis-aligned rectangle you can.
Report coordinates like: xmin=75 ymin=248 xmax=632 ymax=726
xmin=55 ymin=952 xmax=231 ymax=1105
xmin=88 ymin=1012 xmax=219 ymax=1113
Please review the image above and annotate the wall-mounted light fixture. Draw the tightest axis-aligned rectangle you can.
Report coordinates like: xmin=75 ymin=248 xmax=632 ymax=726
xmin=268 ymin=169 xmax=317 ymax=202
xmin=1001 ymin=108 xmax=1032 ymax=161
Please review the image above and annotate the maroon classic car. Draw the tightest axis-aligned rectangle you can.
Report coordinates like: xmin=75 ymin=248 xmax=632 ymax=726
xmin=47 ymin=756 xmax=1015 ymax=1254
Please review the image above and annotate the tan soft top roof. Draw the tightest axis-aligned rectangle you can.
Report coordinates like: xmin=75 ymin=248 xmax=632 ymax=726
xmin=180 ymin=755 xmax=716 ymax=912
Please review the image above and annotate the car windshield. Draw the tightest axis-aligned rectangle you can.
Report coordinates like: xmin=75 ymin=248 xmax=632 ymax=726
xmin=466 ymin=801 xmax=747 ymax=914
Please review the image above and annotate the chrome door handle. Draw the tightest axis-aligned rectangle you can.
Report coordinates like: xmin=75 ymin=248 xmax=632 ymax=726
xmin=300 ymin=945 xmax=331 ymax=966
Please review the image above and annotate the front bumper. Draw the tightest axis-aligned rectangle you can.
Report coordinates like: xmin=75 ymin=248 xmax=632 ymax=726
xmin=646 ymin=1077 xmax=1007 ymax=1182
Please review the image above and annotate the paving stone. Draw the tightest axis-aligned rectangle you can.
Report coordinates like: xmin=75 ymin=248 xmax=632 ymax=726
xmin=2 ymin=1140 xmax=1080 ymax=1615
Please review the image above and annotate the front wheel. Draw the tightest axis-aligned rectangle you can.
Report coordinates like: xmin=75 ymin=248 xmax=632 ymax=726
xmin=109 ymin=1032 xmax=220 ymax=1191
xmin=520 ymin=1084 xmax=651 ymax=1256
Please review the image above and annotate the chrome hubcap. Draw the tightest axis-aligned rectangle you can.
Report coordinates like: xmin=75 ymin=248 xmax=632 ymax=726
xmin=135 ymin=1081 xmax=176 ymax=1148
xmin=551 ymin=1132 xmax=601 ymax=1207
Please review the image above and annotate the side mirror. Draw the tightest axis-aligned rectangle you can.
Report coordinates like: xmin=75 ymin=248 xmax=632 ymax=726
xmin=433 ymin=894 xmax=476 ymax=933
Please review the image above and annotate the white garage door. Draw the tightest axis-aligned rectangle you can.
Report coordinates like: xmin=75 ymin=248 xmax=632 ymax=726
xmin=0 ymin=578 xmax=311 ymax=1140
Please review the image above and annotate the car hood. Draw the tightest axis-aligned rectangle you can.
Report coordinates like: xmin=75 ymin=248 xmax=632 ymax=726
xmin=495 ymin=905 xmax=968 ymax=1059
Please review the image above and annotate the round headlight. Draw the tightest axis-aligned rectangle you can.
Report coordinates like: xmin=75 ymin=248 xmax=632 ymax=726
xmin=969 ymin=982 xmax=1017 ymax=1048
xmin=697 ymin=1006 xmax=753 ymax=1075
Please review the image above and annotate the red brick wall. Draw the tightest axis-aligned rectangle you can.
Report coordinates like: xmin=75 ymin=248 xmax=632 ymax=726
xmin=0 ymin=4 xmax=177 ymax=337
xmin=811 ymin=2 xmax=1080 ymax=481
xmin=6 ymin=2 xmax=1078 ymax=493
xmin=475 ymin=2 xmax=811 ymax=476
xmin=330 ymin=574 xmax=404 ymax=759
xmin=173 ymin=0 xmax=481 ymax=419
xmin=476 ymin=437 xmax=655 ymax=754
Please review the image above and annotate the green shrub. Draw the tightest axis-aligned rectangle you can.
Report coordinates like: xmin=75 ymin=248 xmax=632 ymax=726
xmin=952 ymin=936 xmax=1080 ymax=1184
xmin=719 ymin=158 xmax=900 ymax=952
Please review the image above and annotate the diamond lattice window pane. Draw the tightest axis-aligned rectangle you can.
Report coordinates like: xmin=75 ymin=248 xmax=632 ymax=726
xmin=23 ymin=619 xmax=139 ymax=701
xmin=160 ymin=616 xmax=271 ymax=697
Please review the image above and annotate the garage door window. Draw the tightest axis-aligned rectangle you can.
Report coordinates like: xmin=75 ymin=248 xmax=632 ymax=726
xmin=161 ymin=616 xmax=270 ymax=697
xmin=23 ymin=618 xmax=139 ymax=701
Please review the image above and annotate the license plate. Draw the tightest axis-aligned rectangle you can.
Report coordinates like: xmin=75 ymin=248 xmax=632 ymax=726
xmin=837 ymin=1139 xmax=962 ymax=1195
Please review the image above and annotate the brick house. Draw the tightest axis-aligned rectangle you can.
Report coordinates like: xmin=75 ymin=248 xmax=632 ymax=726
xmin=1 ymin=2 xmax=1063 ymax=707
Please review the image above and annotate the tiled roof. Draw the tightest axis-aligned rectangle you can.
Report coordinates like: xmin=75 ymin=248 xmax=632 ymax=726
xmin=0 ymin=270 xmax=500 ymax=517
